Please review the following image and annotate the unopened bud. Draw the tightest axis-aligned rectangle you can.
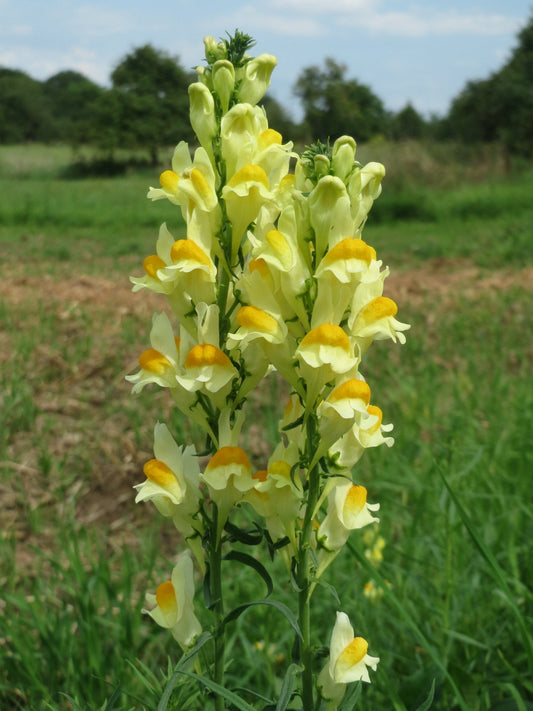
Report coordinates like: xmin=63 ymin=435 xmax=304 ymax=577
xmin=188 ymin=83 xmax=217 ymax=156
xmin=332 ymin=136 xmax=357 ymax=181
xmin=213 ymin=60 xmax=235 ymax=113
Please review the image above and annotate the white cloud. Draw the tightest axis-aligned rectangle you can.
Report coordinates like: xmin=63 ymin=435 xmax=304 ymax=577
xmin=350 ymin=10 xmax=523 ymax=37
xmin=267 ymin=0 xmax=523 ymax=38
xmin=0 ymin=44 xmax=110 ymax=83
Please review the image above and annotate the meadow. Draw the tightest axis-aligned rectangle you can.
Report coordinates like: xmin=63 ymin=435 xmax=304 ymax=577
xmin=0 ymin=142 xmax=532 ymax=711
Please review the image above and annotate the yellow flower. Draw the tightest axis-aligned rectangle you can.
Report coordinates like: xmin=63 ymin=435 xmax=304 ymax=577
xmin=348 ymin=161 xmax=386 ymax=229
xmin=318 ymin=611 xmax=379 ymax=705
xmin=147 ymin=142 xmax=218 ymax=216
xmin=350 ymin=296 xmax=411 ymax=355
xmin=177 ymin=342 xmax=238 ymax=408
xmin=318 ymin=479 xmax=380 ymax=552
xmin=246 ymin=223 xmax=311 ymax=329
xmin=296 ymin=323 xmax=358 ymax=407
xmin=236 ymin=54 xmax=277 ymax=106
xmin=131 ymin=224 xmax=217 ymax=324
xmin=143 ymin=552 xmax=202 ymax=651
xmin=201 ymin=446 xmax=254 ymax=537
xmin=313 ymin=237 xmax=380 ymax=326
xmin=221 ymin=103 xmax=268 ymax=179
xmin=330 ymin=404 xmax=394 ymax=468
xmin=315 ymin=378 xmax=374 ymax=459
xmin=134 ymin=423 xmax=201 ymax=534
xmin=126 ymin=313 xmax=180 ymax=393
xmin=246 ymin=448 xmax=303 ymax=545
xmin=222 ymin=164 xmax=275 ymax=260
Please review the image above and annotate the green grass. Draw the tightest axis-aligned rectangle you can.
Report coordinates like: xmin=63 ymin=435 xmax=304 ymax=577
xmin=0 ymin=143 xmax=532 ymax=710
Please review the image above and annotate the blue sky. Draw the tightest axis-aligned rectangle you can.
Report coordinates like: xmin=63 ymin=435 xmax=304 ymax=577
xmin=1 ymin=0 xmax=531 ymax=120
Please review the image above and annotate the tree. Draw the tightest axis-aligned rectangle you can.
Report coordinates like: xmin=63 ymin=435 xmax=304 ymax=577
xmin=389 ymin=102 xmax=426 ymax=140
xmin=110 ymin=45 xmax=194 ymax=164
xmin=0 ymin=68 xmax=54 ymax=143
xmin=444 ymin=12 xmax=533 ymax=155
xmin=44 ymin=70 xmax=103 ymax=148
xmin=444 ymin=77 xmax=497 ymax=143
xmin=294 ymin=58 xmax=388 ymax=142
xmin=260 ymin=94 xmax=305 ymax=141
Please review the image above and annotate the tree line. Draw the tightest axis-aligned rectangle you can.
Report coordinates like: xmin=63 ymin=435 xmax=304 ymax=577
xmin=1 ymin=15 xmax=532 ymax=161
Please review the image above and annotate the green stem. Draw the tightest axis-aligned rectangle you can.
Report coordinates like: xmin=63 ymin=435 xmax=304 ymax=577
xmin=297 ymin=414 xmax=322 ymax=711
xmin=210 ymin=507 xmax=226 ymax=711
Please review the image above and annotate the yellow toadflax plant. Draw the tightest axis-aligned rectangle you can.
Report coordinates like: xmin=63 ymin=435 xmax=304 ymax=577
xmin=127 ymin=30 xmax=409 ymax=710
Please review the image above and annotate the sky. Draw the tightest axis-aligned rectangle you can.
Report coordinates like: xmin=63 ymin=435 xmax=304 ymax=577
xmin=1 ymin=0 xmax=532 ymax=121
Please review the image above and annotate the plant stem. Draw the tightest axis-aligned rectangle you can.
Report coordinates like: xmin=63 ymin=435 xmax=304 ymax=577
xmin=210 ymin=506 xmax=226 ymax=711
xmin=297 ymin=415 xmax=321 ymax=710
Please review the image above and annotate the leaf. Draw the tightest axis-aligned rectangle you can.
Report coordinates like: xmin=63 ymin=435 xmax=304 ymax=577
xmin=338 ymin=681 xmax=362 ymax=710
xmin=157 ymin=632 xmax=213 ymax=711
xmin=173 ymin=671 xmax=258 ymax=711
xmin=276 ymin=663 xmax=303 ymax=711
xmin=224 ymin=521 xmax=264 ymax=546
xmin=413 ymin=680 xmax=436 ymax=711
xmin=222 ymin=599 xmax=303 ymax=639
xmin=224 ymin=550 xmax=273 ymax=597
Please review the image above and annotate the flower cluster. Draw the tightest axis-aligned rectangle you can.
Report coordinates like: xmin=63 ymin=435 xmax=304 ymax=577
xmin=127 ymin=31 xmax=408 ymax=708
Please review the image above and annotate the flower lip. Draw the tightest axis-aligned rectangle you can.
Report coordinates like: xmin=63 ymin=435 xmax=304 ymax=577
xmin=159 ymin=170 xmax=180 ymax=192
xmin=237 ymin=305 xmax=278 ymax=334
xmin=300 ymin=324 xmax=351 ymax=351
xmin=170 ymin=239 xmax=211 ymax=265
xmin=139 ymin=349 xmax=172 ymax=374
xmin=328 ymin=379 xmax=371 ymax=404
xmin=344 ymin=485 xmax=368 ymax=517
xmin=336 ymin=636 xmax=369 ymax=672
xmin=155 ymin=580 xmax=177 ymax=615
xmin=143 ymin=255 xmax=166 ymax=279
xmin=359 ymin=296 xmax=398 ymax=322
xmin=227 ymin=163 xmax=269 ymax=189
xmin=206 ymin=446 xmax=252 ymax=471
xmin=185 ymin=344 xmax=232 ymax=368
xmin=322 ymin=238 xmax=376 ymax=265
xmin=143 ymin=459 xmax=176 ymax=487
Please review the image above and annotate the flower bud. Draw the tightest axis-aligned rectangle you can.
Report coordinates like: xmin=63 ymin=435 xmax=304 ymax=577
xmin=314 ymin=154 xmax=331 ymax=180
xmin=332 ymin=136 xmax=357 ymax=181
xmin=213 ymin=59 xmax=235 ymax=113
xmin=188 ymin=83 xmax=217 ymax=158
xmin=308 ymin=176 xmax=353 ymax=264
xmin=204 ymin=35 xmax=226 ymax=63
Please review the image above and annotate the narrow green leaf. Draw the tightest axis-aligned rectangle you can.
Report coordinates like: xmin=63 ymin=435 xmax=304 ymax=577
xmin=413 ymin=679 xmax=436 ymax=711
xmin=223 ymin=599 xmax=303 ymax=639
xmin=158 ymin=632 xmax=213 ymax=711
xmin=338 ymin=681 xmax=362 ymax=710
xmin=224 ymin=549 xmax=273 ymax=596
xmin=174 ymin=671 xmax=257 ymax=711
xmin=224 ymin=521 xmax=264 ymax=546
xmin=276 ymin=663 xmax=303 ymax=711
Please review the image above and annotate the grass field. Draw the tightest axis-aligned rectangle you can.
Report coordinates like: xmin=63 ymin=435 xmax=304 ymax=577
xmin=0 ymin=143 xmax=532 ymax=710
